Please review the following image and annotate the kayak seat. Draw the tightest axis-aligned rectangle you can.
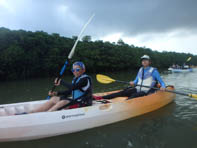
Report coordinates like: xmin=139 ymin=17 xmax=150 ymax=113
xmin=62 ymin=103 xmax=86 ymax=110
xmin=68 ymin=104 xmax=81 ymax=109
xmin=92 ymin=95 xmax=104 ymax=100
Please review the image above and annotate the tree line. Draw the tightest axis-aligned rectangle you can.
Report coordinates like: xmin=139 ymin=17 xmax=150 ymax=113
xmin=0 ymin=27 xmax=196 ymax=80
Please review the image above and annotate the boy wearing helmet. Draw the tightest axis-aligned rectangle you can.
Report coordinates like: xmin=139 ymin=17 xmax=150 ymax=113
xmin=31 ymin=61 xmax=92 ymax=113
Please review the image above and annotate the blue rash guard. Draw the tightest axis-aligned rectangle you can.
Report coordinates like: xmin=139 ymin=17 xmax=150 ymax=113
xmin=133 ymin=67 xmax=166 ymax=88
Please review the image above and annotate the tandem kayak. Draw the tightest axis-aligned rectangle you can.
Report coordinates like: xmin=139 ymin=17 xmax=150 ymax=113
xmin=0 ymin=86 xmax=175 ymax=142
xmin=168 ymin=68 xmax=193 ymax=73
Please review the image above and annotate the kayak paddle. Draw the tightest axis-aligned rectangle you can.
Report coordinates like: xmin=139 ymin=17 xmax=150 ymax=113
xmin=96 ymin=74 xmax=197 ymax=100
xmin=45 ymin=14 xmax=95 ymax=100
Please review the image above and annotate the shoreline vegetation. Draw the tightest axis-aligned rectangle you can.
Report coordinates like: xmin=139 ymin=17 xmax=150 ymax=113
xmin=0 ymin=27 xmax=197 ymax=80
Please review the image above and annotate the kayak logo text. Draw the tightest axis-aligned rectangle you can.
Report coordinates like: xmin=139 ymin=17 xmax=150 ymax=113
xmin=62 ymin=113 xmax=85 ymax=119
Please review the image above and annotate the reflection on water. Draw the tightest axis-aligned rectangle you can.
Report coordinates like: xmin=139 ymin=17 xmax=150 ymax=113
xmin=1 ymin=69 xmax=197 ymax=148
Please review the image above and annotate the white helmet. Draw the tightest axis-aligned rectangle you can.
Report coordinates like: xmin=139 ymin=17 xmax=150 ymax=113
xmin=141 ymin=55 xmax=150 ymax=60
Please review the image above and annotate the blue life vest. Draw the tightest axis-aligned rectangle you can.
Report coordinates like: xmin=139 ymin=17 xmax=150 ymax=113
xmin=72 ymin=74 xmax=91 ymax=100
xmin=136 ymin=67 xmax=156 ymax=93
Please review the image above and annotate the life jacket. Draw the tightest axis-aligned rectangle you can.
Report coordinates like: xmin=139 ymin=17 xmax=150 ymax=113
xmin=136 ymin=67 xmax=156 ymax=93
xmin=72 ymin=74 xmax=92 ymax=105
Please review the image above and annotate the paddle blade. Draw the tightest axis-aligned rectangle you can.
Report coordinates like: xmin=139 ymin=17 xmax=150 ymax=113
xmin=96 ymin=74 xmax=116 ymax=84
xmin=186 ymin=57 xmax=192 ymax=62
xmin=189 ymin=94 xmax=197 ymax=99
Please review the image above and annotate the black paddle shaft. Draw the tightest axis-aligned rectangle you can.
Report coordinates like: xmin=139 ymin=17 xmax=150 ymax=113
xmin=51 ymin=78 xmax=60 ymax=92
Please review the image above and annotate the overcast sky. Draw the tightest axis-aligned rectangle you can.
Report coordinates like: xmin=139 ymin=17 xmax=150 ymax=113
xmin=0 ymin=0 xmax=197 ymax=54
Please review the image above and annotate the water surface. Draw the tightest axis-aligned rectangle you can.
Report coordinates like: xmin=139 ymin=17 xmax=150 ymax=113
xmin=0 ymin=69 xmax=197 ymax=148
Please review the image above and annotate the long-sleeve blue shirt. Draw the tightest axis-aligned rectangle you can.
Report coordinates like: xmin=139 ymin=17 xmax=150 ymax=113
xmin=133 ymin=67 xmax=166 ymax=88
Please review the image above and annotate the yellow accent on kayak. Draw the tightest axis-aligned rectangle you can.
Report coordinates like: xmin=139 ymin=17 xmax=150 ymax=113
xmin=189 ymin=94 xmax=197 ymax=99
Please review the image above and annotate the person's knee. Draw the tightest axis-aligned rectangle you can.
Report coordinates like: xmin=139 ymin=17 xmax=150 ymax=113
xmin=50 ymin=97 xmax=60 ymax=104
xmin=59 ymin=100 xmax=69 ymax=105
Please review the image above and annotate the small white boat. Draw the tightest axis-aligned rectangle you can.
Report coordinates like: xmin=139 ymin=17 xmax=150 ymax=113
xmin=168 ymin=67 xmax=193 ymax=73
xmin=0 ymin=87 xmax=175 ymax=142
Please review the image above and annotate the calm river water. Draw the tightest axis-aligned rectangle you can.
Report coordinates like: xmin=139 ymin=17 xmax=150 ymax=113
xmin=0 ymin=69 xmax=197 ymax=148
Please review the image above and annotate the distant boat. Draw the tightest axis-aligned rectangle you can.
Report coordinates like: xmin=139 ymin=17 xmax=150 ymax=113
xmin=168 ymin=67 xmax=193 ymax=73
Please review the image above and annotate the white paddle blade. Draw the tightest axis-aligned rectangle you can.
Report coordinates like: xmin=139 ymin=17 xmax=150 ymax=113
xmin=68 ymin=14 xmax=95 ymax=59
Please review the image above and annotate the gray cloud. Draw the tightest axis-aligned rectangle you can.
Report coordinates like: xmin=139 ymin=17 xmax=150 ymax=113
xmin=67 ymin=0 xmax=197 ymax=36
xmin=0 ymin=0 xmax=197 ymax=39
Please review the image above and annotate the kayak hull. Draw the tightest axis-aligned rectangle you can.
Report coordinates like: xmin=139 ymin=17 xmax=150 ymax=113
xmin=0 ymin=86 xmax=176 ymax=142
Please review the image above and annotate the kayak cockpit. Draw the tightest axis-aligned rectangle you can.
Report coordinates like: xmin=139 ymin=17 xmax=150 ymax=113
xmin=0 ymin=99 xmax=113 ymax=116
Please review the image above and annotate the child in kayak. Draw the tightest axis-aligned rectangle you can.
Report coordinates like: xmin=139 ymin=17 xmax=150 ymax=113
xmin=98 ymin=55 xmax=166 ymax=100
xmin=31 ymin=61 xmax=93 ymax=113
